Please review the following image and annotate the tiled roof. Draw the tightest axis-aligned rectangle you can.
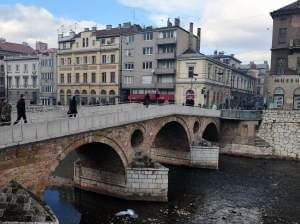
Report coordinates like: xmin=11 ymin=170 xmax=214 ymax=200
xmin=271 ymin=1 xmax=300 ymax=17
xmin=0 ymin=41 xmax=35 ymax=54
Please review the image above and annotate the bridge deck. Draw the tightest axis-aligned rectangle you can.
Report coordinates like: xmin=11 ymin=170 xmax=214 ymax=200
xmin=0 ymin=104 xmax=220 ymax=149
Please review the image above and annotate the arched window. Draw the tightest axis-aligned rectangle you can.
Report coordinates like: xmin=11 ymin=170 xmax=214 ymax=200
xmin=100 ymin=90 xmax=107 ymax=105
xmin=59 ymin=89 xmax=65 ymax=105
xmin=109 ymin=90 xmax=116 ymax=104
xmin=90 ymin=90 xmax=97 ymax=105
xmin=81 ymin=90 xmax=88 ymax=105
xmin=185 ymin=89 xmax=195 ymax=106
xmin=274 ymin=87 xmax=284 ymax=109
xmin=294 ymin=88 xmax=300 ymax=110
xmin=67 ymin=89 xmax=72 ymax=105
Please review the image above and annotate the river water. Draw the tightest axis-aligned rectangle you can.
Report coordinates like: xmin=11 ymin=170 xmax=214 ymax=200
xmin=43 ymin=155 xmax=300 ymax=224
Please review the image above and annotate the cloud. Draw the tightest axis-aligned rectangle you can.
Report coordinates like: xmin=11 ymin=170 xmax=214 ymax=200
xmin=0 ymin=4 xmax=103 ymax=48
xmin=119 ymin=0 xmax=294 ymax=63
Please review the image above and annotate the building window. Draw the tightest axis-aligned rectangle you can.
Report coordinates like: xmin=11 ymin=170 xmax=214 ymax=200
xmin=83 ymin=38 xmax=85 ymax=47
xmin=76 ymin=73 xmax=80 ymax=83
xmin=83 ymin=73 xmax=88 ymax=83
xmin=110 ymin=72 xmax=115 ymax=83
xmin=76 ymin=57 xmax=80 ymax=64
xmin=276 ymin=58 xmax=286 ymax=75
xmin=142 ymin=76 xmax=152 ymax=84
xmin=32 ymin=76 xmax=37 ymax=88
xmin=60 ymin=74 xmax=64 ymax=83
xmin=16 ymin=64 xmax=20 ymax=73
xmin=111 ymin=55 xmax=115 ymax=63
xmin=86 ymin=38 xmax=89 ymax=47
xmin=143 ymin=61 xmax=153 ymax=70
xmin=76 ymin=42 xmax=79 ymax=48
xmin=24 ymin=64 xmax=28 ymax=73
xmin=8 ymin=77 xmax=12 ymax=88
xmin=160 ymin=31 xmax=175 ymax=39
xmin=92 ymin=40 xmax=96 ymax=46
xmin=23 ymin=76 xmax=28 ymax=88
xmin=278 ymin=28 xmax=287 ymax=44
xmin=67 ymin=73 xmax=71 ymax=83
xmin=128 ymin=35 xmax=134 ymax=43
xmin=102 ymin=55 xmax=107 ymax=64
xmin=144 ymin=32 xmax=153 ymax=40
xmin=101 ymin=38 xmax=106 ymax=45
xmin=15 ymin=77 xmax=20 ymax=88
xmin=67 ymin=58 xmax=72 ymax=65
xmin=91 ymin=72 xmax=96 ymax=83
xmin=102 ymin=72 xmax=106 ymax=83
xmin=125 ymin=49 xmax=134 ymax=57
xmin=188 ymin=66 xmax=194 ymax=78
xmin=125 ymin=63 xmax=134 ymax=70
xmin=60 ymin=58 xmax=64 ymax=66
xmin=143 ymin=47 xmax=153 ymax=55
xmin=274 ymin=87 xmax=284 ymax=109
xmin=124 ymin=76 xmax=134 ymax=84
xmin=7 ymin=65 xmax=11 ymax=73
xmin=92 ymin=56 xmax=96 ymax=64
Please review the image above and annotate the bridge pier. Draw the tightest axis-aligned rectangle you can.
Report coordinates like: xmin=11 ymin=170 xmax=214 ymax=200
xmin=74 ymin=160 xmax=169 ymax=202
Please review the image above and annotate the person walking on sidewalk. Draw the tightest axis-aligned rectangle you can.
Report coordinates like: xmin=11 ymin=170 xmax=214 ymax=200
xmin=68 ymin=96 xmax=78 ymax=117
xmin=13 ymin=94 xmax=27 ymax=125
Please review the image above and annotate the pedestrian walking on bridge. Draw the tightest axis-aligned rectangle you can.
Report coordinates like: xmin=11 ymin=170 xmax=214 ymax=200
xmin=13 ymin=94 xmax=27 ymax=125
xmin=68 ymin=96 xmax=78 ymax=117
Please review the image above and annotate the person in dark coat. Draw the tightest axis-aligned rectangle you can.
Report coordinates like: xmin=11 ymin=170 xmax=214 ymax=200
xmin=13 ymin=94 xmax=27 ymax=125
xmin=143 ymin=94 xmax=150 ymax=108
xmin=68 ymin=96 xmax=78 ymax=117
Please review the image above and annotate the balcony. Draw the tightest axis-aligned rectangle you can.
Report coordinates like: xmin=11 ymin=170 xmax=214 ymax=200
xmin=155 ymin=68 xmax=176 ymax=75
xmin=157 ymin=38 xmax=176 ymax=45
xmin=100 ymin=43 xmax=119 ymax=51
xmin=156 ymin=52 xmax=176 ymax=60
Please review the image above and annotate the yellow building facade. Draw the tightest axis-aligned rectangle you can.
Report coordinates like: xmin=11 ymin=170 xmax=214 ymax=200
xmin=57 ymin=27 xmax=124 ymax=105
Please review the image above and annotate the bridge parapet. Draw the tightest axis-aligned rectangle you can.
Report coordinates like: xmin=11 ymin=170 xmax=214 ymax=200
xmin=0 ymin=105 xmax=220 ymax=149
xmin=221 ymin=110 xmax=262 ymax=121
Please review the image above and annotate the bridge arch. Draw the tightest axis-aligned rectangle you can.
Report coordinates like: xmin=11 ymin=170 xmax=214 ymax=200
xmin=202 ymin=122 xmax=219 ymax=142
xmin=151 ymin=117 xmax=191 ymax=152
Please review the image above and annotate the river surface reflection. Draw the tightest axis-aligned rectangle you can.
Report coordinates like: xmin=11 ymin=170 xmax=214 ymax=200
xmin=44 ymin=155 xmax=300 ymax=224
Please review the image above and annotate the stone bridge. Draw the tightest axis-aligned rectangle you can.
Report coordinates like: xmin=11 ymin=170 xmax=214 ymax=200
xmin=0 ymin=104 xmax=260 ymax=202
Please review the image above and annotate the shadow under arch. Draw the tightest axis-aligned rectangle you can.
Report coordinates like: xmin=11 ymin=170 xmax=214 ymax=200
xmin=202 ymin=122 xmax=219 ymax=142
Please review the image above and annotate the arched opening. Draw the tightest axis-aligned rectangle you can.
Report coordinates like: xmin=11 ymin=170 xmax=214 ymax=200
xmin=59 ymin=89 xmax=65 ymax=105
xmin=294 ymin=88 xmax=300 ymax=110
xmin=152 ymin=121 xmax=190 ymax=151
xmin=100 ymin=90 xmax=107 ymax=105
xmin=131 ymin=130 xmax=144 ymax=148
xmin=66 ymin=89 xmax=72 ymax=105
xmin=81 ymin=90 xmax=88 ymax=105
xmin=109 ymin=90 xmax=116 ymax=105
xmin=193 ymin=121 xmax=200 ymax=134
xmin=90 ymin=90 xmax=97 ymax=105
xmin=202 ymin=123 xmax=219 ymax=142
xmin=53 ymin=142 xmax=126 ymax=186
xmin=185 ymin=89 xmax=195 ymax=106
xmin=273 ymin=87 xmax=284 ymax=109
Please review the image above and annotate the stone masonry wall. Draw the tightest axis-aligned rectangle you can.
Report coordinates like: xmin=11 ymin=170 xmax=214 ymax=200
xmin=257 ymin=110 xmax=300 ymax=159
xmin=190 ymin=146 xmax=219 ymax=169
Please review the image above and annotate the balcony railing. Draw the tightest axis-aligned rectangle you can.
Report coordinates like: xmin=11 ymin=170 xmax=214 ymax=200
xmin=155 ymin=68 xmax=176 ymax=74
xmin=157 ymin=52 xmax=176 ymax=60
xmin=221 ymin=110 xmax=262 ymax=120
xmin=157 ymin=38 xmax=176 ymax=45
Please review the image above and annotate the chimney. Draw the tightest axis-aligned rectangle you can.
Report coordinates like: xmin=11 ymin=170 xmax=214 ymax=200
xmin=197 ymin=28 xmax=201 ymax=51
xmin=106 ymin=25 xmax=112 ymax=30
xmin=84 ymin=27 xmax=89 ymax=32
xmin=167 ymin=18 xmax=172 ymax=27
xmin=92 ymin=26 xmax=97 ymax=32
xmin=188 ymin=22 xmax=194 ymax=50
xmin=174 ymin=18 xmax=180 ymax=27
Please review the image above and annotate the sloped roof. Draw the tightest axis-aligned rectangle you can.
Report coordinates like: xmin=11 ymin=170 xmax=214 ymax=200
xmin=95 ymin=25 xmax=142 ymax=38
xmin=271 ymin=0 xmax=300 ymax=17
xmin=0 ymin=42 xmax=35 ymax=55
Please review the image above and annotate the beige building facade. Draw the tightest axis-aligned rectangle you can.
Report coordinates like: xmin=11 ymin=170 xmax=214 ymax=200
xmin=176 ymin=51 xmax=256 ymax=109
xmin=57 ymin=25 xmax=140 ymax=105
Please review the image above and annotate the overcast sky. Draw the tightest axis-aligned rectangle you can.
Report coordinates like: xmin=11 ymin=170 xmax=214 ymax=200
xmin=0 ymin=0 xmax=295 ymax=64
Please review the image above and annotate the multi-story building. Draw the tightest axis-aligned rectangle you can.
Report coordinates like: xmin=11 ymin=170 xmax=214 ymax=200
xmin=39 ymin=50 xmax=57 ymax=105
xmin=0 ymin=38 xmax=35 ymax=100
xmin=57 ymin=24 xmax=140 ymax=105
xmin=121 ymin=19 xmax=200 ymax=102
xmin=4 ymin=55 xmax=40 ymax=105
xmin=176 ymin=51 xmax=256 ymax=109
xmin=267 ymin=1 xmax=300 ymax=109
